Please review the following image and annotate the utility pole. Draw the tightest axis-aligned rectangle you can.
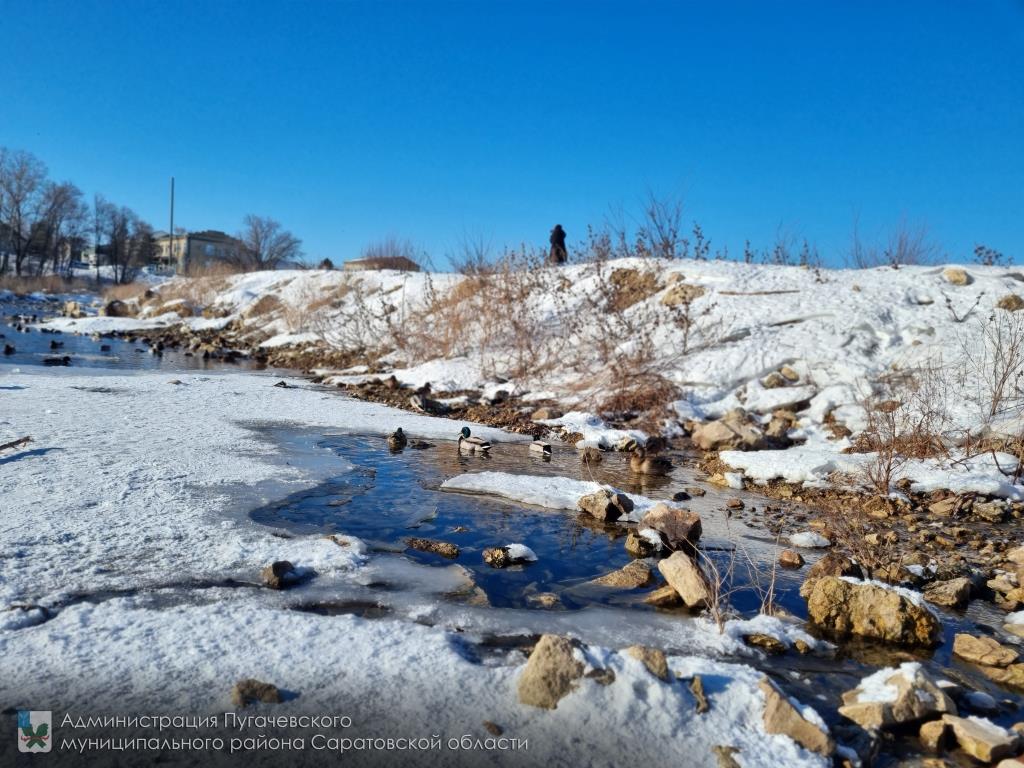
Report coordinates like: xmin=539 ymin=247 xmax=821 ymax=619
xmin=169 ymin=176 xmax=176 ymax=273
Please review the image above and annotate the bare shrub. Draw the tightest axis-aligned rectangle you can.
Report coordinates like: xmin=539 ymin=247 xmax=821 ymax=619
xmin=849 ymin=217 xmax=940 ymax=268
xmin=358 ymin=237 xmax=424 ymax=271
xmin=959 ymin=310 xmax=1024 ymax=422
xmin=102 ymin=282 xmax=150 ymax=302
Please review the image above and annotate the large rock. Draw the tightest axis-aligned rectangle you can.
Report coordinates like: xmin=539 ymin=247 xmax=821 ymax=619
xmin=261 ymin=560 xmax=297 ymax=590
xmin=953 ymin=633 xmax=1019 ymax=667
xmin=625 ymin=529 xmax=660 ymax=557
xmin=589 ymin=561 xmax=653 ymax=589
xmin=661 ymin=282 xmax=706 ymax=306
xmin=799 ymin=552 xmax=864 ymax=598
xmin=759 ymin=677 xmax=834 ymax=756
xmin=517 ymin=635 xmax=584 ymax=709
xmin=406 ymin=537 xmax=460 ymax=559
xmin=691 ymin=411 xmax=768 ymax=451
xmin=231 ymin=678 xmax=282 ymax=708
xmin=805 ymin=577 xmax=941 ymax=646
xmin=838 ymin=663 xmax=956 ymax=729
xmin=942 ymin=266 xmax=972 ymax=286
xmin=577 ymin=489 xmax=633 ymax=522
xmin=941 ymin=715 xmax=1018 ymax=762
xmin=625 ymin=645 xmax=670 ymax=681
xmin=923 ymin=576 xmax=971 ymax=609
xmin=657 ymin=552 xmax=711 ymax=608
xmin=99 ymin=299 xmax=132 ymax=317
xmin=638 ymin=503 xmax=702 ymax=551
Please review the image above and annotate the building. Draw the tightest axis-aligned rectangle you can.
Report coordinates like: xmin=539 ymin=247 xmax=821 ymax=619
xmin=153 ymin=230 xmax=245 ymax=273
xmin=342 ymin=256 xmax=421 ymax=273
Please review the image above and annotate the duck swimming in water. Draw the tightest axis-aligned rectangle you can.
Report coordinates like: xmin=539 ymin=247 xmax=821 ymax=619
xmin=387 ymin=427 xmax=407 ymax=451
xmin=530 ymin=439 xmax=552 ymax=457
xmin=628 ymin=442 xmax=672 ymax=476
xmin=457 ymin=426 xmax=491 ymax=453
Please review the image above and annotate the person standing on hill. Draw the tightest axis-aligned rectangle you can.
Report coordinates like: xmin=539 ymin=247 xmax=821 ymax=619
xmin=549 ymin=224 xmax=567 ymax=265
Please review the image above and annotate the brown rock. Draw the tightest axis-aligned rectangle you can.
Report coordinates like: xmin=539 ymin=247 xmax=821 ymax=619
xmin=661 ymin=282 xmax=706 ymax=306
xmin=779 ymin=365 xmax=800 ymax=382
xmin=743 ymin=634 xmax=786 ymax=655
xmin=942 ymin=266 xmax=972 ymax=286
xmin=639 ymin=503 xmax=702 ymax=550
xmin=923 ymin=577 xmax=971 ymax=609
xmin=644 ymin=584 xmax=683 ymax=607
xmin=997 ymin=294 xmax=1024 ymax=312
xmin=657 ymin=551 xmax=711 ymax=608
xmin=799 ymin=552 xmax=864 ymax=598
xmin=231 ymin=678 xmax=282 ymax=708
xmin=531 ymin=407 xmax=562 ymax=421
xmin=839 ymin=665 xmax=956 ymax=729
xmin=406 ymin=537 xmax=460 ymax=559
xmin=761 ymin=371 xmax=788 ymax=389
xmin=779 ymin=550 xmax=805 ymax=569
xmin=919 ymin=719 xmax=950 ymax=752
xmin=686 ymin=486 xmax=706 ymax=497
xmin=977 ymin=663 xmax=1024 ymax=691
xmin=712 ymin=745 xmax=741 ymax=768
xmin=577 ymin=489 xmax=632 ymax=521
xmin=806 ymin=576 xmax=942 ymax=646
xmin=942 ymin=714 xmax=1018 ymax=763
xmin=625 ymin=529 xmax=659 ymax=557
xmin=691 ymin=411 xmax=768 ymax=451
xmin=482 ymin=547 xmax=510 ymax=568
xmin=261 ymin=560 xmax=297 ymax=590
xmin=517 ymin=635 xmax=584 ymax=709
xmin=625 ymin=645 xmax=670 ymax=681
xmin=590 ymin=561 xmax=653 ymax=589
xmin=759 ymin=677 xmax=835 ymax=756
xmin=953 ymin=633 xmax=1019 ymax=667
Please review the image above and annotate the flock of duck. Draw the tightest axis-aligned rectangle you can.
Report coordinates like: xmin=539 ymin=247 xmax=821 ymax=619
xmin=386 ymin=426 xmax=673 ymax=476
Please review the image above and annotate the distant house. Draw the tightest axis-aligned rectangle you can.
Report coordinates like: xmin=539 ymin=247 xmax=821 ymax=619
xmin=342 ymin=256 xmax=421 ymax=273
xmin=153 ymin=230 xmax=245 ymax=273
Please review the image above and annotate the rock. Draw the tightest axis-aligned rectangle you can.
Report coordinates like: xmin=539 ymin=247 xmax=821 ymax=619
xmin=482 ymin=544 xmax=536 ymax=568
xmin=644 ymin=584 xmax=683 ymax=607
xmin=779 ymin=365 xmax=800 ymax=382
xmin=919 ymin=720 xmax=950 ymax=752
xmin=1006 ymin=545 xmax=1024 ymax=566
xmin=517 ymin=635 xmax=584 ymax=709
xmin=712 ymin=745 xmax=741 ymax=768
xmin=743 ymin=634 xmax=786 ymax=655
xmin=625 ymin=529 xmax=660 ymax=557
xmin=805 ymin=576 xmax=942 ymax=646
xmin=661 ymin=282 xmax=706 ymax=306
xmin=799 ymin=552 xmax=864 ymax=598
xmin=928 ymin=497 xmax=960 ymax=517
xmin=689 ymin=675 xmax=710 ymax=714
xmin=657 ymin=552 xmax=711 ymax=608
xmin=839 ymin=663 xmax=957 ymax=729
xmin=941 ymin=714 xmax=1018 ymax=763
xmin=577 ymin=489 xmax=633 ymax=522
xmin=779 ymin=550 xmax=805 ymax=569
xmin=923 ymin=577 xmax=971 ymax=609
xmin=686 ymin=486 xmax=706 ymax=497
xmin=99 ymin=299 xmax=132 ymax=317
xmin=531 ymin=407 xmax=562 ymax=421
xmin=976 ymin=663 xmax=1024 ymax=691
xmin=691 ymin=411 xmax=768 ymax=451
xmin=526 ymin=592 xmax=561 ymax=609
xmin=625 ymin=645 xmax=670 ymax=681
xmin=406 ymin=537 xmax=460 ymax=559
xmin=62 ymin=300 xmax=85 ymax=318
xmin=997 ymin=294 xmax=1024 ymax=312
xmin=638 ymin=503 xmax=702 ymax=550
xmin=590 ymin=561 xmax=653 ymax=589
xmin=953 ymin=633 xmax=1019 ymax=667
xmin=482 ymin=721 xmax=502 ymax=736
xmin=726 ymin=497 xmax=744 ymax=510
xmin=579 ymin=446 xmax=602 ymax=464
xmin=759 ymin=677 xmax=835 ymax=756
xmin=942 ymin=267 xmax=972 ymax=286
xmin=761 ymin=371 xmax=788 ymax=389
xmin=261 ymin=560 xmax=297 ymax=590
xmin=231 ymin=678 xmax=282 ymax=708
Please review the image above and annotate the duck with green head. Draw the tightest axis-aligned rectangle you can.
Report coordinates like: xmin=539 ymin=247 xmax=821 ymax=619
xmin=458 ymin=426 xmax=491 ymax=453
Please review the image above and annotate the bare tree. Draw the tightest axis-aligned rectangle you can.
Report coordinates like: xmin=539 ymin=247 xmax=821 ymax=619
xmin=0 ymin=148 xmax=47 ymax=276
xmin=236 ymin=214 xmax=303 ymax=270
xmin=33 ymin=181 xmax=88 ymax=276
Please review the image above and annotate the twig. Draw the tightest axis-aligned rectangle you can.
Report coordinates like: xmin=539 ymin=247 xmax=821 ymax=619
xmin=0 ymin=436 xmax=31 ymax=452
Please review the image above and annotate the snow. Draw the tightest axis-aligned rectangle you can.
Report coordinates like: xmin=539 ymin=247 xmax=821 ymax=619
xmin=839 ymin=577 xmax=935 ymax=614
xmin=440 ymin=471 xmax=656 ymax=522
xmin=789 ymin=532 xmax=831 ymax=548
xmin=503 ymin=543 xmax=537 ymax=562
xmin=847 ymin=663 xmax=923 ymax=704
xmin=536 ymin=410 xmax=647 ymax=449
xmin=1005 ymin=610 xmax=1024 ymax=625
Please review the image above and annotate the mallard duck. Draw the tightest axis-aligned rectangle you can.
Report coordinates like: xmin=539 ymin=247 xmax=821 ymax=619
xmin=629 ymin=445 xmax=672 ymax=476
xmin=458 ymin=426 xmax=491 ymax=453
xmin=530 ymin=440 xmax=552 ymax=457
xmin=387 ymin=427 xmax=407 ymax=451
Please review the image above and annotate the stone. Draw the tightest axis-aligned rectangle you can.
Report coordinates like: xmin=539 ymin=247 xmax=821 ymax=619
xmin=779 ymin=365 xmax=800 ymax=382
xmin=805 ymin=576 xmax=942 ymax=646
xmin=625 ymin=645 xmax=670 ymax=681
xmin=977 ymin=664 xmax=1024 ymax=691
xmin=759 ymin=677 xmax=835 ymax=756
xmin=953 ymin=633 xmax=1019 ymax=667
xmin=691 ymin=412 xmax=768 ymax=451
xmin=526 ymin=592 xmax=561 ymax=609
xmin=644 ymin=584 xmax=683 ymax=607
xmin=919 ymin=720 xmax=950 ymax=752
xmin=761 ymin=371 xmax=788 ymax=389
xmin=638 ymin=503 xmax=702 ymax=550
xmin=689 ymin=675 xmax=709 ymax=714
xmin=231 ymin=678 xmax=282 ymax=708
xmin=405 ymin=537 xmax=460 ymax=559
xmin=799 ymin=552 xmax=864 ymax=598
xmin=531 ymin=406 xmax=562 ymax=421
xmin=712 ymin=745 xmax=741 ymax=768
xmin=942 ymin=267 xmax=972 ymax=286
xmin=743 ymin=634 xmax=786 ymax=655
xmin=657 ymin=551 xmax=711 ymax=608
xmin=579 ymin=446 xmax=603 ymax=464
xmin=625 ymin=529 xmax=659 ymax=557
xmin=923 ymin=577 xmax=971 ymax=609
xmin=686 ymin=486 xmax=706 ymax=497
xmin=482 ymin=721 xmax=502 ymax=736
xmin=577 ymin=489 xmax=633 ymax=522
xmin=839 ymin=664 xmax=957 ymax=729
xmin=99 ymin=299 xmax=132 ymax=317
xmin=62 ymin=300 xmax=85 ymax=318
xmin=941 ymin=714 xmax=1018 ymax=763
xmin=261 ymin=560 xmax=297 ymax=590
xmin=585 ymin=667 xmax=616 ymax=686
xmin=997 ymin=294 xmax=1024 ymax=312
xmin=517 ymin=635 xmax=584 ymax=709
xmin=482 ymin=547 xmax=510 ymax=568
xmin=661 ymin=282 xmax=706 ymax=306
xmin=726 ymin=497 xmax=744 ymax=510
xmin=1006 ymin=545 xmax=1024 ymax=566
xmin=590 ymin=561 xmax=653 ymax=589
xmin=779 ymin=550 xmax=805 ymax=569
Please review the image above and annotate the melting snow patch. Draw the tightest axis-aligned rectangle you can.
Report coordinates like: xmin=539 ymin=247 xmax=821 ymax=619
xmin=789 ymin=531 xmax=831 ymax=548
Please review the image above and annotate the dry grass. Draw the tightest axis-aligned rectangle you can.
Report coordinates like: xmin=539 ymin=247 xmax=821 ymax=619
xmin=102 ymin=282 xmax=150 ymax=302
xmin=0 ymin=274 xmax=91 ymax=294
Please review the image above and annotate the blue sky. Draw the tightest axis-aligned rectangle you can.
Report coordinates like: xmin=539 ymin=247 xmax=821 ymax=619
xmin=2 ymin=0 xmax=1022 ymax=266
